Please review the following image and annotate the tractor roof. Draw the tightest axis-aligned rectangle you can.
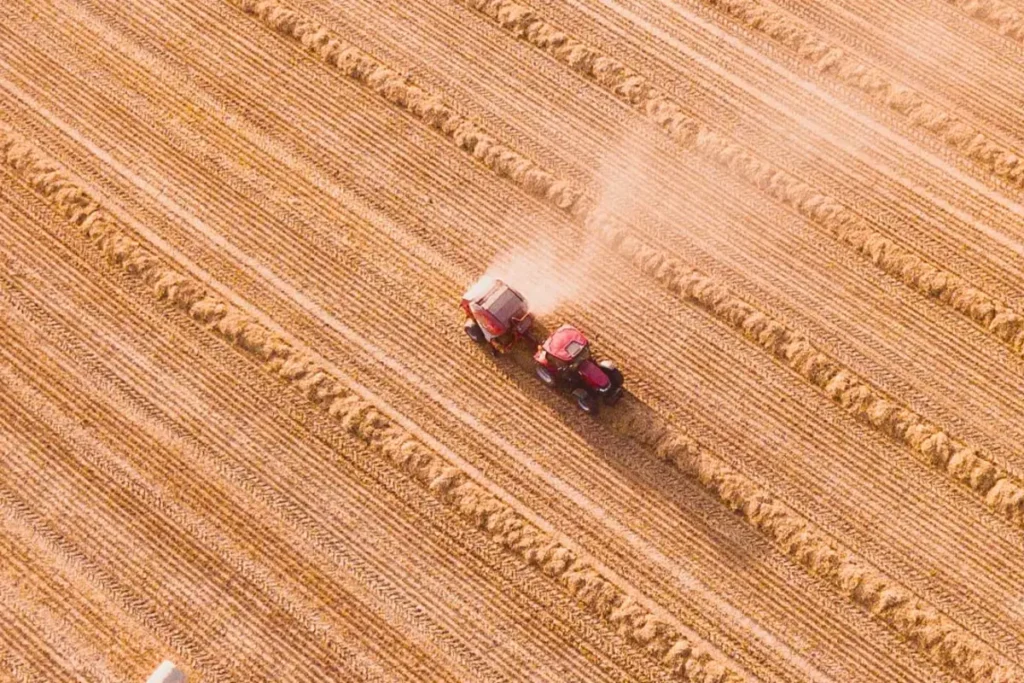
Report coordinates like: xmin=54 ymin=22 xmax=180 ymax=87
xmin=543 ymin=325 xmax=590 ymax=362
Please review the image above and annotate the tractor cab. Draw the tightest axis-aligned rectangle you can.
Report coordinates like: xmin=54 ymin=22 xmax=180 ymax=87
xmin=461 ymin=277 xmax=534 ymax=353
xmin=534 ymin=325 xmax=623 ymax=414
xmin=537 ymin=326 xmax=599 ymax=375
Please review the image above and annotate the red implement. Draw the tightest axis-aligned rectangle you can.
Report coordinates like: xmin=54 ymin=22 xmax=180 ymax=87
xmin=460 ymin=276 xmax=534 ymax=353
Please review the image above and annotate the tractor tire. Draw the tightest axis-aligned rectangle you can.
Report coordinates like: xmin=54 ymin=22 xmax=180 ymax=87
xmin=598 ymin=361 xmax=624 ymax=404
xmin=464 ymin=319 xmax=486 ymax=343
xmin=535 ymin=365 xmax=557 ymax=387
xmin=598 ymin=361 xmax=623 ymax=385
xmin=574 ymin=388 xmax=599 ymax=415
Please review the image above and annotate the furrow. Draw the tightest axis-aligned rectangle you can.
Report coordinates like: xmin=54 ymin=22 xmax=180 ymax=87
xmin=456 ymin=0 xmax=1024 ymax=358
xmin=0 ymin=125 xmax=750 ymax=683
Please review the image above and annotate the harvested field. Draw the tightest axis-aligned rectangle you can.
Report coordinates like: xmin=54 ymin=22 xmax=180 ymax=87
xmin=1 ymin=0 xmax=1023 ymax=680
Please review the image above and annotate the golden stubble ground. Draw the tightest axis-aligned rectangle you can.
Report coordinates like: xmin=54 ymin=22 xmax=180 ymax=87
xmin=2 ymin=0 xmax=1024 ymax=681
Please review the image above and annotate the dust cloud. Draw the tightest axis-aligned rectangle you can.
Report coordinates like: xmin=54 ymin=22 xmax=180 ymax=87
xmin=482 ymin=130 xmax=659 ymax=317
xmin=482 ymin=235 xmax=584 ymax=317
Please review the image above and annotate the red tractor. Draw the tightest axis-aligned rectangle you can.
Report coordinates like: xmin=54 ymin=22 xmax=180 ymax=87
xmin=461 ymin=276 xmax=625 ymax=415
xmin=460 ymin=276 xmax=536 ymax=354
xmin=533 ymin=324 xmax=624 ymax=415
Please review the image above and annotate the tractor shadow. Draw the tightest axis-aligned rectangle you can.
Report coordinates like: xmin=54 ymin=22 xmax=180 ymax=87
xmin=485 ymin=348 xmax=760 ymax=572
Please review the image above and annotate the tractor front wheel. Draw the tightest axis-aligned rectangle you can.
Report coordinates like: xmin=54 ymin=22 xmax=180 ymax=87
xmin=599 ymin=361 xmax=623 ymax=387
xmin=464 ymin=319 xmax=486 ymax=343
xmin=535 ymin=365 xmax=557 ymax=387
xmin=573 ymin=389 xmax=599 ymax=415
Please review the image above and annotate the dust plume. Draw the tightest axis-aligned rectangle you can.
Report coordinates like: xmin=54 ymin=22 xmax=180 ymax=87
xmin=589 ymin=128 xmax=660 ymax=229
xmin=483 ymin=131 xmax=658 ymax=317
xmin=482 ymin=236 xmax=586 ymax=317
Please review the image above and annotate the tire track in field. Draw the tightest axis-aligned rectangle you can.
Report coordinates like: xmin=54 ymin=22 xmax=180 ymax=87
xmin=0 ymin=492 xmax=161 ymax=683
xmin=219 ymin=0 xmax=1024 ymax=532
xmin=0 ymin=479 xmax=232 ymax=681
xmin=0 ymin=126 xmax=749 ymax=683
xmin=0 ymin=585 xmax=71 ymax=683
xmin=157 ymin=0 xmax=1024 ymax=667
xmin=456 ymin=0 xmax=1024 ymax=358
xmin=217 ymin=3 xmax=1024 ymax=680
xmin=324 ymin=4 xmax=1024 ymax=646
xmin=691 ymin=0 xmax=1024 ymax=190
xmin=70 ymin=32 xmax=1021 ymax=663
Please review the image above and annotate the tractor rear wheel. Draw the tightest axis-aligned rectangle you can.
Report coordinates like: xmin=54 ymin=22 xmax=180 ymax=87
xmin=535 ymin=365 xmax=557 ymax=387
xmin=464 ymin=319 xmax=486 ymax=343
